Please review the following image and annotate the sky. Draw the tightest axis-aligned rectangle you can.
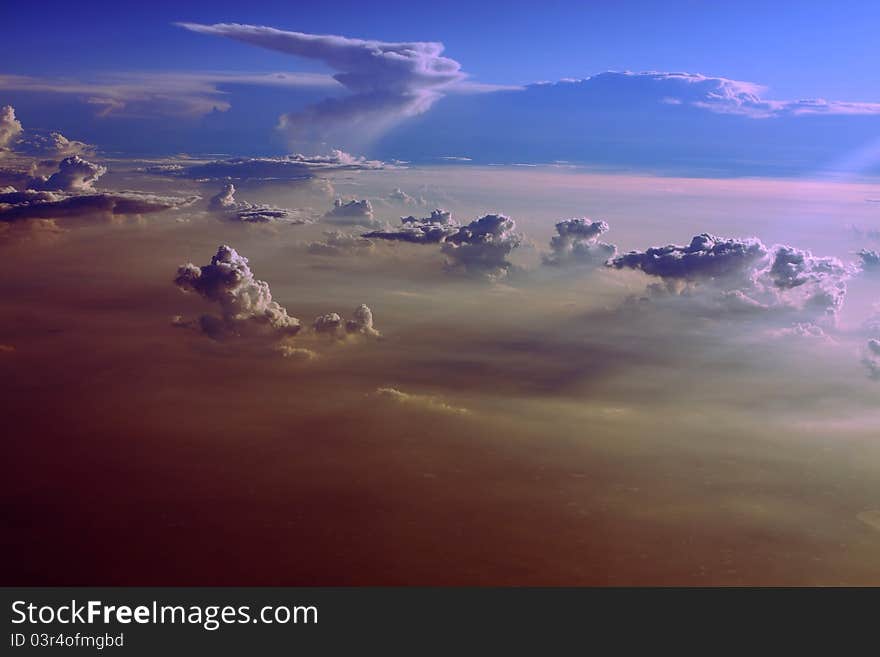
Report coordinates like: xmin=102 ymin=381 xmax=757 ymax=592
xmin=4 ymin=2 xmax=880 ymax=586
xmin=4 ymin=1 xmax=880 ymax=173
xmin=6 ymin=1 xmax=880 ymax=98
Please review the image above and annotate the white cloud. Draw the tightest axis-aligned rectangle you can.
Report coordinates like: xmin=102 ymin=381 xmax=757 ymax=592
xmin=178 ymin=22 xmax=467 ymax=146
xmin=0 ymin=106 xmax=23 ymax=150
xmin=543 ymin=218 xmax=617 ymax=268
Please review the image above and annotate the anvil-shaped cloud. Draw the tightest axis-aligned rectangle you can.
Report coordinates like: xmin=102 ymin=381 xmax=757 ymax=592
xmin=178 ymin=22 xmax=466 ymax=148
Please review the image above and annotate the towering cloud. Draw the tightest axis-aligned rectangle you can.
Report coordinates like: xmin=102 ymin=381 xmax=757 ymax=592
xmin=0 ymin=105 xmax=23 ymax=151
xmin=174 ymin=245 xmax=301 ymax=337
xmin=29 ymin=155 xmax=107 ymax=192
xmin=178 ymin=22 xmax=466 ymax=147
xmin=441 ymin=214 xmax=523 ymax=277
xmin=323 ymin=198 xmax=378 ymax=226
xmin=543 ymin=218 xmax=618 ymax=268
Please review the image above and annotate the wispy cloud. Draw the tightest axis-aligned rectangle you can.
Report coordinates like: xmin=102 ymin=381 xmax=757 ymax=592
xmin=0 ymin=71 xmax=339 ymax=118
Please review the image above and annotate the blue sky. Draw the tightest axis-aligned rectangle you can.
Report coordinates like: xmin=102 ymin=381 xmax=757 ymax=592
xmin=3 ymin=1 xmax=880 ymax=174
xmin=6 ymin=0 xmax=880 ymax=98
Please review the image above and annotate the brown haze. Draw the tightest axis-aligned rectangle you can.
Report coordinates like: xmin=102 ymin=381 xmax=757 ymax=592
xmin=3 ymin=166 xmax=880 ymax=585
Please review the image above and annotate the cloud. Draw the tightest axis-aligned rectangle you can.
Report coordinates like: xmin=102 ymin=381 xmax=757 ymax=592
xmin=0 ymin=106 xmax=23 ymax=150
xmin=0 ymin=187 xmax=198 ymax=223
xmin=14 ymin=131 xmax=94 ymax=159
xmin=543 ymin=218 xmax=618 ymax=268
xmin=174 ymin=244 xmax=302 ymax=338
xmin=441 ymin=214 xmax=523 ymax=277
xmin=145 ymin=150 xmax=389 ymax=182
xmin=361 ymin=210 xmax=522 ymax=277
xmin=863 ymin=339 xmax=880 ymax=380
xmin=609 ymin=233 xmax=856 ymax=324
xmin=175 ymin=245 xmax=380 ymax=347
xmin=28 ymin=155 xmax=106 ymax=192
xmin=363 ymin=209 xmax=458 ymax=243
xmin=857 ymin=249 xmax=880 ymax=273
xmin=0 ymin=71 xmax=338 ymax=119
xmin=609 ymin=233 xmax=769 ymax=283
xmin=208 ymin=183 xmax=311 ymax=224
xmin=373 ymin=387 xmax=469 ymax=415
xmin=178 ymin=22 xmax=467 ymax=147
xmin=386 ymin=187 xmax=427 ymax=206
xmin=306 ymin=230 xmax=375 ymax=256
xmin=529 ymin=72 xmax=880 ymax=119
xmin=323 ymin=198 xmax=378 ymax=226
xmin=313 ymin=304 xmax=380 ymax=338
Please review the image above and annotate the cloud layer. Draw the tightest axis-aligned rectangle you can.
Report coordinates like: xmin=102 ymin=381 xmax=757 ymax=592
xmin=145 ymin=150 xmax=388 ymax=182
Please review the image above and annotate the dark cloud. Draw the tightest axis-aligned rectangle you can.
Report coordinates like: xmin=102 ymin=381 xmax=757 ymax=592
xmin=178 ymin=22 xmax=467 ymax=147
xmin=208 ymin=183 xmax=311 ymax=224
xmin=610 ymin=233 xmax=768 ymax=283
xmin=543 ymin=218 xmax=618 ymax=268
xmin=441 ymin=214 xmax=523 ymax=277
xmin=144 ymin=150 xmax=389 ymax=182
xmin=0 ymin=187 xmax=198 ymax=223
xmin=363 ymin=209 xmax=457 ymax=243
xmin=857 ymin=249 xmax=880 ymax=272
xmin=609 ymin=233 xmax=857 ymax=324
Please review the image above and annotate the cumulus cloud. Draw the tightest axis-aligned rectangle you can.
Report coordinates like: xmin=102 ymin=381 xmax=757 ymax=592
xmin=178 ymin=22 xmax=467 ymax=147
xmin=28 ymin=155 xmax=107 ymax=192
xmin=174 ymin=244 xmax=301 ymax=338
xmin=306 ymin=230 xmax=375 ymax=256
xmin=0 ymin=105 xmax=93 ymax=160
xmin=386 ymin=187 xmax=427 ymax=207
xmin=0 ymin=187 xmax=198 ymax=224
xmin=312 ymin=304 xmax=380 ymax=338
xmin=208 ymin=183 xmax=310 ymax=224
xmin=145 ymin=150 xmax=388 ymax=182
xmin=0 ymin=105 xmax=23 ymax=150
xmin=440 ymin=214 xmax=524 ymax=277
xmin=373 ymin=387 xmax=469 ymax=415
xmin=363 ymin=209 xmax=458 ymax=243
xmin=610 ymin=233 xmax=768 ymax=284
xmin=323 ymin=198 xmax=378 ymax=226
xmin=361 ymin=210 xmax=522 ymax=276
xmin=175 ymin=245 xmax=380 ymax=346
xmin=609 ymin=233 xmax=857 ymax=324
xmin=543 ymin=218 xmax=618 ymax=267
xmin=15 ymin=131 xmax=94 ymax=159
